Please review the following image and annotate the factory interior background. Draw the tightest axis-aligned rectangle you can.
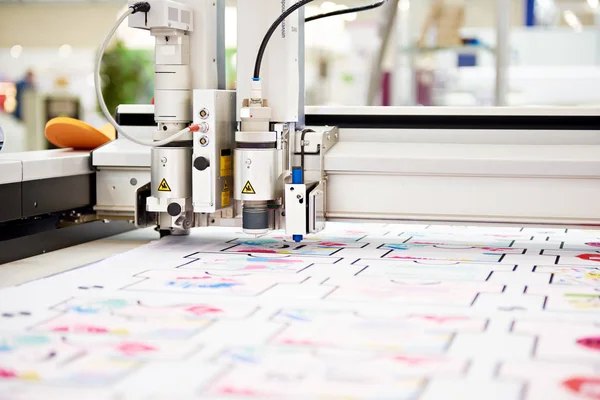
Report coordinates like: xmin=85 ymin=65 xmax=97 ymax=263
xmin=0 ymin=0 xmax=598 ymax=152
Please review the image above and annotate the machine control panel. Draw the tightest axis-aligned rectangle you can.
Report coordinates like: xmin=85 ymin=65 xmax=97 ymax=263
xmin=191 ymin=89 xmax=236 ymax=213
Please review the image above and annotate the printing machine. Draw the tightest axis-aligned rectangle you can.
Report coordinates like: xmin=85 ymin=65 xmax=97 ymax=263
xmin=1 ymin=0 xmax=600 ymax=266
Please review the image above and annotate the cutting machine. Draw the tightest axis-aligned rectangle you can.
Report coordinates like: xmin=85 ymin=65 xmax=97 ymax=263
xmin=2 ymin=0 xmax=600 ymax=264
xmin=93 ymin=0 xmax=339 ymax=242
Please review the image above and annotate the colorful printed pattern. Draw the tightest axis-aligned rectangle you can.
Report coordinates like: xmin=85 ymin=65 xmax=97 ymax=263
xmin=3 ymin=223 xmax=600 ymax=399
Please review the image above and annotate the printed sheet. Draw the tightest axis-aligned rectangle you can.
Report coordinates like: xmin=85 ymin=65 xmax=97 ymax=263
xmin=2 ymin=222 xmax=600 ymax=399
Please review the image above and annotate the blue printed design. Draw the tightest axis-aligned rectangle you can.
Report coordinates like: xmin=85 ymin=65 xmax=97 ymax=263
xmin=69 ymin=299 xmax=129 ymax=314
xmin=167 ymin=281 xmax=241 ymax=289
xmin=235 ymin=239 xmax=279 ymax=246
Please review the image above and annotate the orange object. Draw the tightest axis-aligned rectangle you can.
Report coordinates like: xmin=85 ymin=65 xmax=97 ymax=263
xmin=45 ymin=118 xmax=116 ymax=150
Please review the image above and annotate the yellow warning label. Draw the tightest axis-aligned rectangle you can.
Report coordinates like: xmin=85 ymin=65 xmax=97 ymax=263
xmin=221 ymin=180 xmax=231 ymax=207
xmin=158 ymin=178 xmax=172 ymax=192
xmin=222 ymin=192 xmax=231 ymax=207
xmin=242 ymin=181 xmax=256 ymax=195
xmin=220 ymin=149 xmax=232 ymax=177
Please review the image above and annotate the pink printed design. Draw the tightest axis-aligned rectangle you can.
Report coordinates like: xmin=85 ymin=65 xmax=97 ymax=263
xmin=576 ymin=337 xmax=600 ymax=351
xmin=279 ymin=339 xmax=316 ymax=346
xmin=51 ymin=325 xmax=109 ymax=334
xmin=563 ymin=377 xmax=600 ymax=399
xmin=116 ymin=342 xmax=158 ymax=356
xmin=408 ymin=315 xmax=468 ymax=324
xmin=393 ymin=356 xmax=436 ymax=365
xmin=587 ymin=243 xmax=600 ymax=248
xmin=235 ymin=249 xmax=278 ymax=254
xmin=184 ymin=305 xmax=223 ymax=316
xmin=219 ymin=386 xmax=258 ymax=396
xmin=0 ymin=367 xmax=17 ymax=379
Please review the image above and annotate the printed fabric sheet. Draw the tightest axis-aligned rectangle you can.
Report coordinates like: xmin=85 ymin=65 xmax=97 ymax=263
xmin=2 ymin=222 xmax=600 ymax=399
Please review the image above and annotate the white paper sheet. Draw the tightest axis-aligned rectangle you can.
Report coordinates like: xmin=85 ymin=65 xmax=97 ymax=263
xmin=2 ymin=222 xmax=600 ymax=399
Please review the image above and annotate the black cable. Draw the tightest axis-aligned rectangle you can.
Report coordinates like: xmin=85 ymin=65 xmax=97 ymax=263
xmin=129 ymin=2 xmax=151 ymax=26
xmin=253 ymin=1 xmax=388 ymax=79
xmin=129 ymin=2 xmax=151 ymax=13
xmin=254 ymin=0 xmax=315 ymax=80
xmin=305 ymin=0 xmax=388 ymax=23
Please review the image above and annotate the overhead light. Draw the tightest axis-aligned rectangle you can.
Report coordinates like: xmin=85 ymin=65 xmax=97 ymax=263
xmin=563 ymin=10 xmax=583 ymax=32
xmin=321 ymin=1 xmax=337 ymax=12
xmin=58 ymin=44 xmax=72 ymax=58
xmin=4 ymin=97 xmax=16 ymax=114
xmin=588 ymin=0 xmax=599 ymax=9
xmin=4 ymin=83 xmax=16 ymax=98
xmin=10 ymin=45 xmax=22 ymax=59
xmin=399 ymin=0 xmax=410 ymax=11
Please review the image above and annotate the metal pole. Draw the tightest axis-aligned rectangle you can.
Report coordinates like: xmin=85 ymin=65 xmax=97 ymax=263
xmin=495 ymin=0 xmax=510 ymax=106
xmin=367 ymin=0 xmax=401 ymax=106
xmin=394 ymin=0 xmax=413 ymax=106
xmin=595 ymin=9 xmax=600 ymax=66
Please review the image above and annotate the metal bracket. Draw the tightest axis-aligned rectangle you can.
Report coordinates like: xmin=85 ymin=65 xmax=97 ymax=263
xmin=135 ymin=182 xmax=157 ymax=228
xmin=308 ymin=182 xmax=326 ymax=233
xmin=293 ymin=126 xmax=338 ymax=155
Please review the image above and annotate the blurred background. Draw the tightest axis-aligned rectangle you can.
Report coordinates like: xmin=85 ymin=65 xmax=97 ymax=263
xmin=0 ymin=0 xmax=599 ymax=152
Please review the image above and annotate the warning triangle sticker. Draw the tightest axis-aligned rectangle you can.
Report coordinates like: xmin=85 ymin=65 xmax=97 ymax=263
xmin=242 ymin=181 xmax=256 ymax=195
xmin=223 ymin=181 xmax=229 ymax=191
xmin=158 ymin=178 xmax=172 ymax=192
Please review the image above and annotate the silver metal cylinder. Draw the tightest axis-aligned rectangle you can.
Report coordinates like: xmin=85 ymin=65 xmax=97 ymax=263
xmin=151 ymin=147 xmax=192 ymax=199
xmin=154 ymin=89 xmax=192 ymax=122
xmin=242 ymin=202 xmax=269 ymax=235
xmin=234 ymin=148 xmax=278 ymax=201
xmin=155 ymin=65 xmax=191 ymax=90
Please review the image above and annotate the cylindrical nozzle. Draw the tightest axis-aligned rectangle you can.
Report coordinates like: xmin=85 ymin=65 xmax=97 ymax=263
xmin=242 ymin=202 xmax=269 ymax=235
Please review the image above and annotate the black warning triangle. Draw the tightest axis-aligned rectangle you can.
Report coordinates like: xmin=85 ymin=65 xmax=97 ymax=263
xmin=158 ymin=178 xmax=172 ymax=192
xmin=223 ymin=181 xmax=229 ymax=191
xmin=242 ymin=181 xmax=256 ymax=195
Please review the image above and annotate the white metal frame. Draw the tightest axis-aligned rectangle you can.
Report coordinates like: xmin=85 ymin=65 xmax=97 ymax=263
xmin=310 ymin=106 xmax=600 ymax=227
xmin=0 ymin=149 xmax=91 ymax=182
